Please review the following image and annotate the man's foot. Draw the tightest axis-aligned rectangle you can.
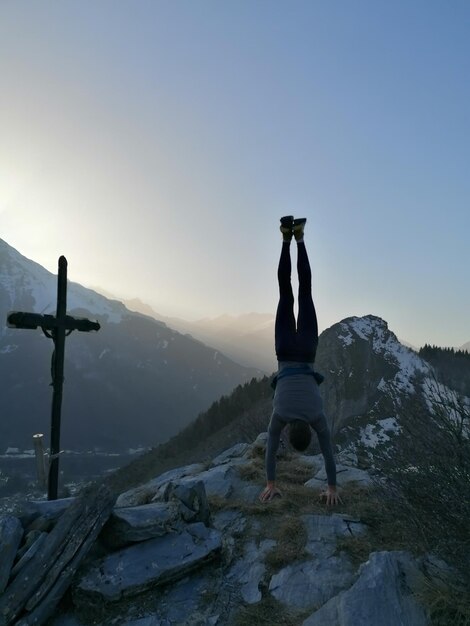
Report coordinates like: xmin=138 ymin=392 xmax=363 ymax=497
xmin=293 ymin=218 xmax=307 ymax=242
xmin=280 ymin=215 xmax=294 ymax=242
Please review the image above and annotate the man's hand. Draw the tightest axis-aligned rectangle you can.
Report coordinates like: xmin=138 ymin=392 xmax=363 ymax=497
xmin=319 ymin=485 xmax=343 ymax=506
xmin=259 ymin=482 xmax=282 ymax=502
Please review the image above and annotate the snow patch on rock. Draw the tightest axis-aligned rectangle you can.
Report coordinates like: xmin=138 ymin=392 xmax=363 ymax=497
xmin=359 ymin=417 xmax=401 ymax=449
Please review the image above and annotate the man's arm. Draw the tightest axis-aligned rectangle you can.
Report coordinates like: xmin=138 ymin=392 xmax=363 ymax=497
xmin=259 ymin=413 xmax=284 ymax=502
xmin=314 ymin=414 xmax=342 ymax=505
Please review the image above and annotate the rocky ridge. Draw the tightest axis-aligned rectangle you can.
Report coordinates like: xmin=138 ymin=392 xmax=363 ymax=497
xmin=0 ymin=436 xmax=445 ymax=626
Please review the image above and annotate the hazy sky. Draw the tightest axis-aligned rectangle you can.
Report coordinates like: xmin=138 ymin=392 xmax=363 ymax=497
xmin=1 ymin=1 xmax=469 ymax=348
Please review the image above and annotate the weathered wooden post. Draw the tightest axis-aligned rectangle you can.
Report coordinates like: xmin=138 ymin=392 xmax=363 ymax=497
xmin=6 ymin=256 xmax=100 ymax=500
xmin=33 ymin=433 xmax=47 ymax=490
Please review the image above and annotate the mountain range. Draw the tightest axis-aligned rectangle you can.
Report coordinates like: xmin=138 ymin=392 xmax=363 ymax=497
xmin=118 ymin=298 xmax=277 ymax=373
xmin=2 ymin=238 xmax=468 ymax=457
xmin=0 ymin=239 xmax=261 ymax=452
xmin=98 ymin=295 xmax=470 ymax=368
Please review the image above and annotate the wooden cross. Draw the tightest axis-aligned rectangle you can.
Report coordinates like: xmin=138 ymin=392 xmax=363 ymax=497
xmin=7 ymin=256 xmax=100 ymax=500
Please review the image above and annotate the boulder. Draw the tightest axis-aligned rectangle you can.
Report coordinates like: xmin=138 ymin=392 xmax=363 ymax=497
xmin=101 ymin=501 xmax=184 ymax=549
xmin=74 ymin=523 xmax=222 ymax=606
xmin=210 ymin=443 xmax=251 ymax=467
xmin=251 ymin=432 xmax=268 ymax=452
xmin=179 ymin=465 xmax=237 ymax=500
xmin=165 ymin=480 xmax=211 ymax=525
xmin=116 ymin=463 xmax=205 ymax=507
xmin=269 ymin=554 xmax=356 ymax=610
xmin=302 ymin=551 xmax=430 ymax=626
xmin=0 ymin=515 xmax=23 ymax=592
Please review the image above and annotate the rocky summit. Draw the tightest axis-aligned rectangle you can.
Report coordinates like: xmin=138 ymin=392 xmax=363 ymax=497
xmin=0 ymin=434 xmax=446 ymax=626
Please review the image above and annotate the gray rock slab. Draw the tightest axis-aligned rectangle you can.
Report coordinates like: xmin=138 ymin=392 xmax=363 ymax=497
xmin=230 ymin=479 xmax=262 ymax=504
xmin=116 ymin=463 xmax=205 ymax=507
xmin=297 ymin=454 xmax=323 ymax=469
xmin=102 ymin=501 xmax=183 ymax=548
xmin=303 ymin=514 xmax=367 ymax=560
xmin=302 ymin=551 xmax=430 ymax=626
xmin=74 ymin=523 xmax=222 ymax=605
xmin=179 ymin=465 xmax=236 ymax=499
xmin=336 ymin=449 xmax=359 ymax=467
xmin=16 ymin=497 xmax=75 ymax=527
xmin=251 ymin=432 xmax=268 ymax=453
xmin=210 ymin=443 xmax=251 ymax=467
xmin=151 ymin=571 xmax=219 ymax=624
xmin=9 ymin=531 xmax=48 ymax=579
xmin=15 ymin=528 xmax=44 ymax=561
xmin=0 ymin=515 xmax=23 ymax=592
xmin=306 ymin=465 xmax=372 ymax=488
xmin=165 ymin=480 xmax=211 ymax=525
xmin=304 ymin=477 xmax=326 ymax=490
xmin=269 ymin=554 xmax=356 ymax=610
xmin=228 ymin=539 xmax=277 ymax=604
xmin=212 ymin=510 xmax=247 ymax=536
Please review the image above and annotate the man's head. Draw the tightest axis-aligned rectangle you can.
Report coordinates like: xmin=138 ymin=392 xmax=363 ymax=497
xmin=288 ymin=419 xmax=311 ymax=451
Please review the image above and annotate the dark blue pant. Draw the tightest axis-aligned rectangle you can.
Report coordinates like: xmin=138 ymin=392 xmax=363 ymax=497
xmin=275 ymin=241 xmax=318 ymax=362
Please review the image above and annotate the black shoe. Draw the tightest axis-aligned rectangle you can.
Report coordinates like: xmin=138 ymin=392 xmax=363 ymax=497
xmin=293 ymin=218 xmax=306 ymax=241
xmin=280 ymin=215 xmax=294 ymax=241
xmin=280 ymin=215 xmax=294 ymax=227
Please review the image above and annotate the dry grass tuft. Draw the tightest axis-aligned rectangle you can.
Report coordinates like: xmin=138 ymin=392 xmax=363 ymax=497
xmin=276 ymin=458 xmax=314 ymax=485
xmin=233 ymin=596 xmax=311 ymax=626
xmin=208 ymin=493 xmax=286 ymax=518
xmin=237 ymin=457 xmax=266 ymax=483
xmin=413 ymin=572 xmax=470 ymax=626
xmin=334 ymin=534 xmax=375 ymax=569
xmin=264 ymin=516 xmax=308 ymax=571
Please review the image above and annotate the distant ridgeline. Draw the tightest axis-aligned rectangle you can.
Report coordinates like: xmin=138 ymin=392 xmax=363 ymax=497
xmin=419 ymin=344 xmax=470 ymax=396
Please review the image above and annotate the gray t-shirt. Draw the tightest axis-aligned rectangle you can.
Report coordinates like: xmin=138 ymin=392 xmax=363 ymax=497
xmin=266 ymin=361 xmax=336 ymax=485
xmin=273 ymin=361 xmax=325 ymax=424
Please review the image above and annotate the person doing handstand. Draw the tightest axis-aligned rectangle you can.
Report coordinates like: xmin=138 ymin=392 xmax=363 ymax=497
xmin=259 ymin=216 xmax=341 ymax=506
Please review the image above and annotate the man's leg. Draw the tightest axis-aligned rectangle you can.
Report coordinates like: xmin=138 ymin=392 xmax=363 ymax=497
xmin=295 ymin=225 xmax=318 ymax=361
xmin=275 ymin=223 xmax=296 ymax=360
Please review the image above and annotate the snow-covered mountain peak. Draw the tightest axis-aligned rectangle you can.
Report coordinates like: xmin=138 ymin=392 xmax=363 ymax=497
xmin=338 ymin=314 xmax=390 ymax=345
xmin=336 ymin=314 xmax=430 ymax=395
xmin=0 ymin=239 xmax=126 ymax=323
